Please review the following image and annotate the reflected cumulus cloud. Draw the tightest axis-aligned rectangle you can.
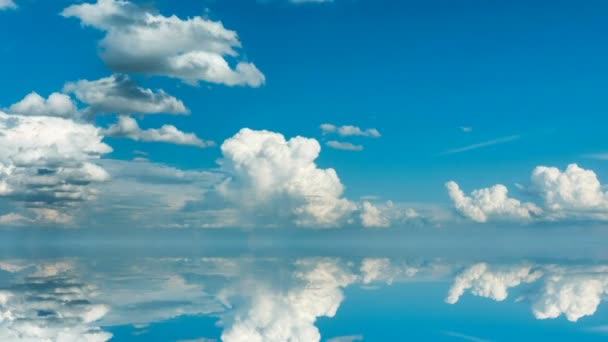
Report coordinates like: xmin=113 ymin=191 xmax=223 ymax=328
xmin=2 ymin=256 xmax=608 ymax=341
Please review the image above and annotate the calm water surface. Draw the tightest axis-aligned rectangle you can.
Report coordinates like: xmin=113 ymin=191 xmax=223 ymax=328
xmin=1 ymin=232 xmax=608 ymax=342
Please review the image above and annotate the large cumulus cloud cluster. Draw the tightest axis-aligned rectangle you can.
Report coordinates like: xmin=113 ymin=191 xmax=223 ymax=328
xmin=218 ymin=128 xmax=357 ymax=227
xmin=0 ymin=261 xmax=111 ymax=341
xmin=447 ymin=262 xmax=608 ymax=322
xmin=221 ymin=259 xmax=358 ymax=342
xmin=445 ymin=182 xmax=542 ymax=223
xmin=447 ymin=163 xmax=608 ymax=223
xmin=0 ymin=111 xmax=111 ymax=223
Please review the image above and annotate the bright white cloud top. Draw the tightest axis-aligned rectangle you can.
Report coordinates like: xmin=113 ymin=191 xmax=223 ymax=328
xmin=447 ymin=163 xmax=608 ymax=223
xmin=445 ymin=181 xmax=542 ymax=223
xmin=61 ymin=0 xmax=265 ymax=87
xmin=218 ymin=128 xmax=357 ymax=227
xmin=531 ymin=164 xmax=608 ymax=220
xmin=8 ymin=92 xmax=78 ymax=118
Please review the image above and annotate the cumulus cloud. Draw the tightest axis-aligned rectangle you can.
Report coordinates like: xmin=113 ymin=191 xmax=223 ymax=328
xmin=218 ymin=128 xmax=356 ymax=227
xmin=447 ymin=262 xmax=608 ymax=322
xmin=321 ymin=124 xmax=381 ymax=138
xmin=64 ymin=74 xmax=188 ymax=116
xmin=445 ymin=181 xmax=542 ymax=223
xmin=531 ymin=164 xmax=608 ymax=219
xmin=103 ymin=116 xmax=213 ymax=148
xmin=446 ymin=263 xmax=542 ymax=304
xmin=221 ymin=259 xmax=357 ymax=342
xmin=448 ymin=164 xmax=608 ymax=223
xmin=0 ymin=112 xmax=111 ymax=222
xmin=532 ymin=266 xmax=608 ymax=322
xmin=326 ymin=141 xmax=363 ymax=151
xmin=62 ymin=0 xmax=265 ymax=87
xmin=0 ymin=0 xmax=16 ymax=10
xmin=8 ymin=92 xmax=78 ymax=118
xmin=0 ymin=261 xmax=112 ymax=341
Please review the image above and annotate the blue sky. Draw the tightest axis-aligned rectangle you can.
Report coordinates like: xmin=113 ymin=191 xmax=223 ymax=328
xmin=0 ymin=0 xmax=608 ymax=229
xmin=4 ymin=2 xmax=608 ymax=340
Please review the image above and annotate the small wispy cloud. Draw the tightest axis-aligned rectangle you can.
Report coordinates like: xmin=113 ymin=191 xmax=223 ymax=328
xmin=460 ymin=126 xmax=473 ymax=133
xmin=289 ymin=0 xmax=333 ymax=3
xmin=583 ymin=153 xmax=608 ymax=160
xmin=587 ymin=325 xmax=608 ymax=334
xmin=326 ymin=335 xmax=364 ymax=342
xmin=0 ymin=0 xmax=16 ymax=10
xmin=439 ymin=135 xmax=520 ymax=155
xmin=442 ymin=331 xmax=493 ymax=342
xmin=321 ymin=123 xmax=381 ymax=138
xmin=326 ymin=140 xmax=364 ymax=151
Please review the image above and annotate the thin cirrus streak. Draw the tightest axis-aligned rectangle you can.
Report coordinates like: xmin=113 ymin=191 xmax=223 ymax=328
xmin=442 ymin=331 xmax=493 ymax=342
xmin=438 ymin=135 xmax=520 ymax=156
xmin=583 ymin=153 xmax=608 ymax=160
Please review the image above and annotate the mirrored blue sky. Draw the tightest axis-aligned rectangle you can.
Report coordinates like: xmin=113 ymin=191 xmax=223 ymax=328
xmin=2 ymin=240 xmax=608 ymax=342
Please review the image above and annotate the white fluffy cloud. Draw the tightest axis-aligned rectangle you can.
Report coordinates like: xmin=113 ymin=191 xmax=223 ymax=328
xmin=62 ymin=0 xmax=265 ymax=87
xmin=0 ymin=261 xmax=112 ymax=342
xmin=446 ymin=263 xmax=542 ymax=304
xmin=326 ymin=140 xmax=363 ymax=151
xmin=64 ymin=74 xmax=188 ymax=116
xmin=531 ymin=164 xmax=608 ymax=219
xmin=103 ymin=116 xmax=213 ymax=148
xmin=447 ymin=262 xmax=608 ymax=322
xmin=218 ymin=128 xmax=356 ymax=227
xmin=448 ymin=164 xmax=608 ymax=223
xmin=532 ymin=266 xmax=608 ymax=322
xmin=445 ymin=181 xmax=542 ymax=223
xmin=221 ymin=259 xmax=357 ymax=342
xmin=321 ymin=124 xmax=381 ymax=138
xmin=0 ymin=0 xmax=16 ymax=10
xmin=8 ymin=92 xmax=78 ymax=118
xmin=0 ymin=112 xmax=111 ymax=221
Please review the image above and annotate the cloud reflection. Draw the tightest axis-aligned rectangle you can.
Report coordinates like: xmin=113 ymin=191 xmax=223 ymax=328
xmin=2 ymin=256 xmax=608 ymax=341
